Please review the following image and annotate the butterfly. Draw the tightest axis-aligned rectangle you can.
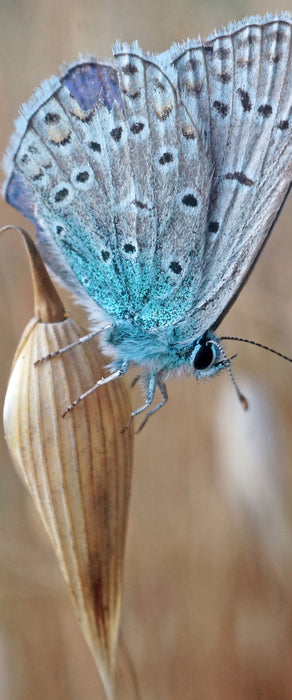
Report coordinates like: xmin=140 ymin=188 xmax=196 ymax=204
xmin=2 ymin=14 xmax=292 ymax=427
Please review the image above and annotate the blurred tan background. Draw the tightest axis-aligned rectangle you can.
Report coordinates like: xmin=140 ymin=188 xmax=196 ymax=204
xmin=0 ymin=0 xmax=292 ymax=698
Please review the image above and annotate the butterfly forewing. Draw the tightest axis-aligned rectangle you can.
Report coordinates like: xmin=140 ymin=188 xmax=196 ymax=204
xmin=167 ymin=17 xmax=292 ymax=335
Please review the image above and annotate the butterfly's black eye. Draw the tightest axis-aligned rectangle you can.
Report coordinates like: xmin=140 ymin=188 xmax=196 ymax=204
xmin=193 ymin=342 xmax=216 ymax=371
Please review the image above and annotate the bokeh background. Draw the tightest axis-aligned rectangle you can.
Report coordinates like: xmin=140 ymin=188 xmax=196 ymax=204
xmin=0 ymin=0 xmax=292 ymax=698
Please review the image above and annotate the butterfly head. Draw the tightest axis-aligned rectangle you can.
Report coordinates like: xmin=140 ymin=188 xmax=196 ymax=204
xmin=105 ymin=321 xmax=227 ymax=380
xmin=183 ymin=331 xmax=227 ymax=380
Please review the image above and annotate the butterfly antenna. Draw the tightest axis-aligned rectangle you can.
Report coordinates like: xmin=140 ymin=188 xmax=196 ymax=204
xmin=212 ymin=339 xmax=249 ymax=411
xmin=219 ymin=336 xmax=292 ymax=365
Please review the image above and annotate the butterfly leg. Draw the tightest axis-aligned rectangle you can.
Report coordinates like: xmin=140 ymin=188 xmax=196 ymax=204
xmin=123 ymin=374 xmax=157 ymax=431
xmin=62 ymin=361 xmax=129 ymax=417
xmin=136 ymin=375 xmax=168 ymax=432
xmin=35 ymin=324 xmax=112 ymax=365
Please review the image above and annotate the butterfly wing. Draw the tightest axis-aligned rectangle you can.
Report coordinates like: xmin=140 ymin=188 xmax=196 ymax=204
xmin=3 ymin=15 xmax=292 ymax=340
xmin=3 ymin=50 xmax=213 ymax=327
xmin=160 ymin=14 xmax=292 ymax=337
xmin=111 ymin=46 xmax=213 ymax=328
xmin=3 ymin=61 xmax=122 ymax=305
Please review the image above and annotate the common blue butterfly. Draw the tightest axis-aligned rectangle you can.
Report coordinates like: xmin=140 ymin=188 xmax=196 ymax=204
xmin=2 ymin=14 xmax=292 ymax=426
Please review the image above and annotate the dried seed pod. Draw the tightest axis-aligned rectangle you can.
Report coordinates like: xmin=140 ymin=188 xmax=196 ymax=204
xmin=2 ymin=228 xmax=133 ymax=700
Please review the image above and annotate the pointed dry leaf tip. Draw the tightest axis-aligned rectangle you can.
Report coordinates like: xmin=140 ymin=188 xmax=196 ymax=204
xmin=2 ymin=225 xmax=134 ymax=699
xmin=0 ymin=225 xmax=65 ymax=322
xmin=3 ymin=314 xmax=133 ymax=699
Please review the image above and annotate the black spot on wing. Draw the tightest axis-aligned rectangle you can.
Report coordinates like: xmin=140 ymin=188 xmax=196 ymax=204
xmin=203 ymin=45 xmax=214 ymax=55
xmin=215 ymin=46 xmax=231 ymax=59
xmin=270 ymin=52 xmax=282 ymax=64
xmin=110 ymin=126 xmax=123 ymax=142
xmin=169 ymin=261 xmax=182 ymax=274
xmin=89 ymin=141 xmax=101 ymax=152
xmin=217 ymin=71 xmax=231 ymax=84
xmin=278 ymin=120 xmax=289 ymax=130
xmin=182 ymin=194 xmax=197 ymax=207
xmin=258 ymin=104 xmax=273 ymax=118
xmin=44 ymin=112 xmax=61 ymax=125
xmin=122 ymin=63 xmax=138 ymax=75
xmin=237 ymin=88 xmax=252 ymax=112
xmin=159 ymin=152 xmax=174 ymax=165
xmin=133 ymin=199 xmax=149 ymax=210
xmin=225 ymin=171 xmax=254 ymax=187
xmin=213 ymin=100 xmax=229 ymax=118
xmin=55 ymin=187 xmax=69 ymax=202
xmin=130 ymin=122 xmax=145 ymax=134
xmin=185 ymin=57 xmax=201 ymax=70
xmin=124 ymin=243 xmax=136 ymax=253
xmin=237 ymin=34 xmax=260 ymax=49
xmin=208 ymin=221 xmax=219 ymax=233
xmin=76 ymin=171 xmax=89 ymax=183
